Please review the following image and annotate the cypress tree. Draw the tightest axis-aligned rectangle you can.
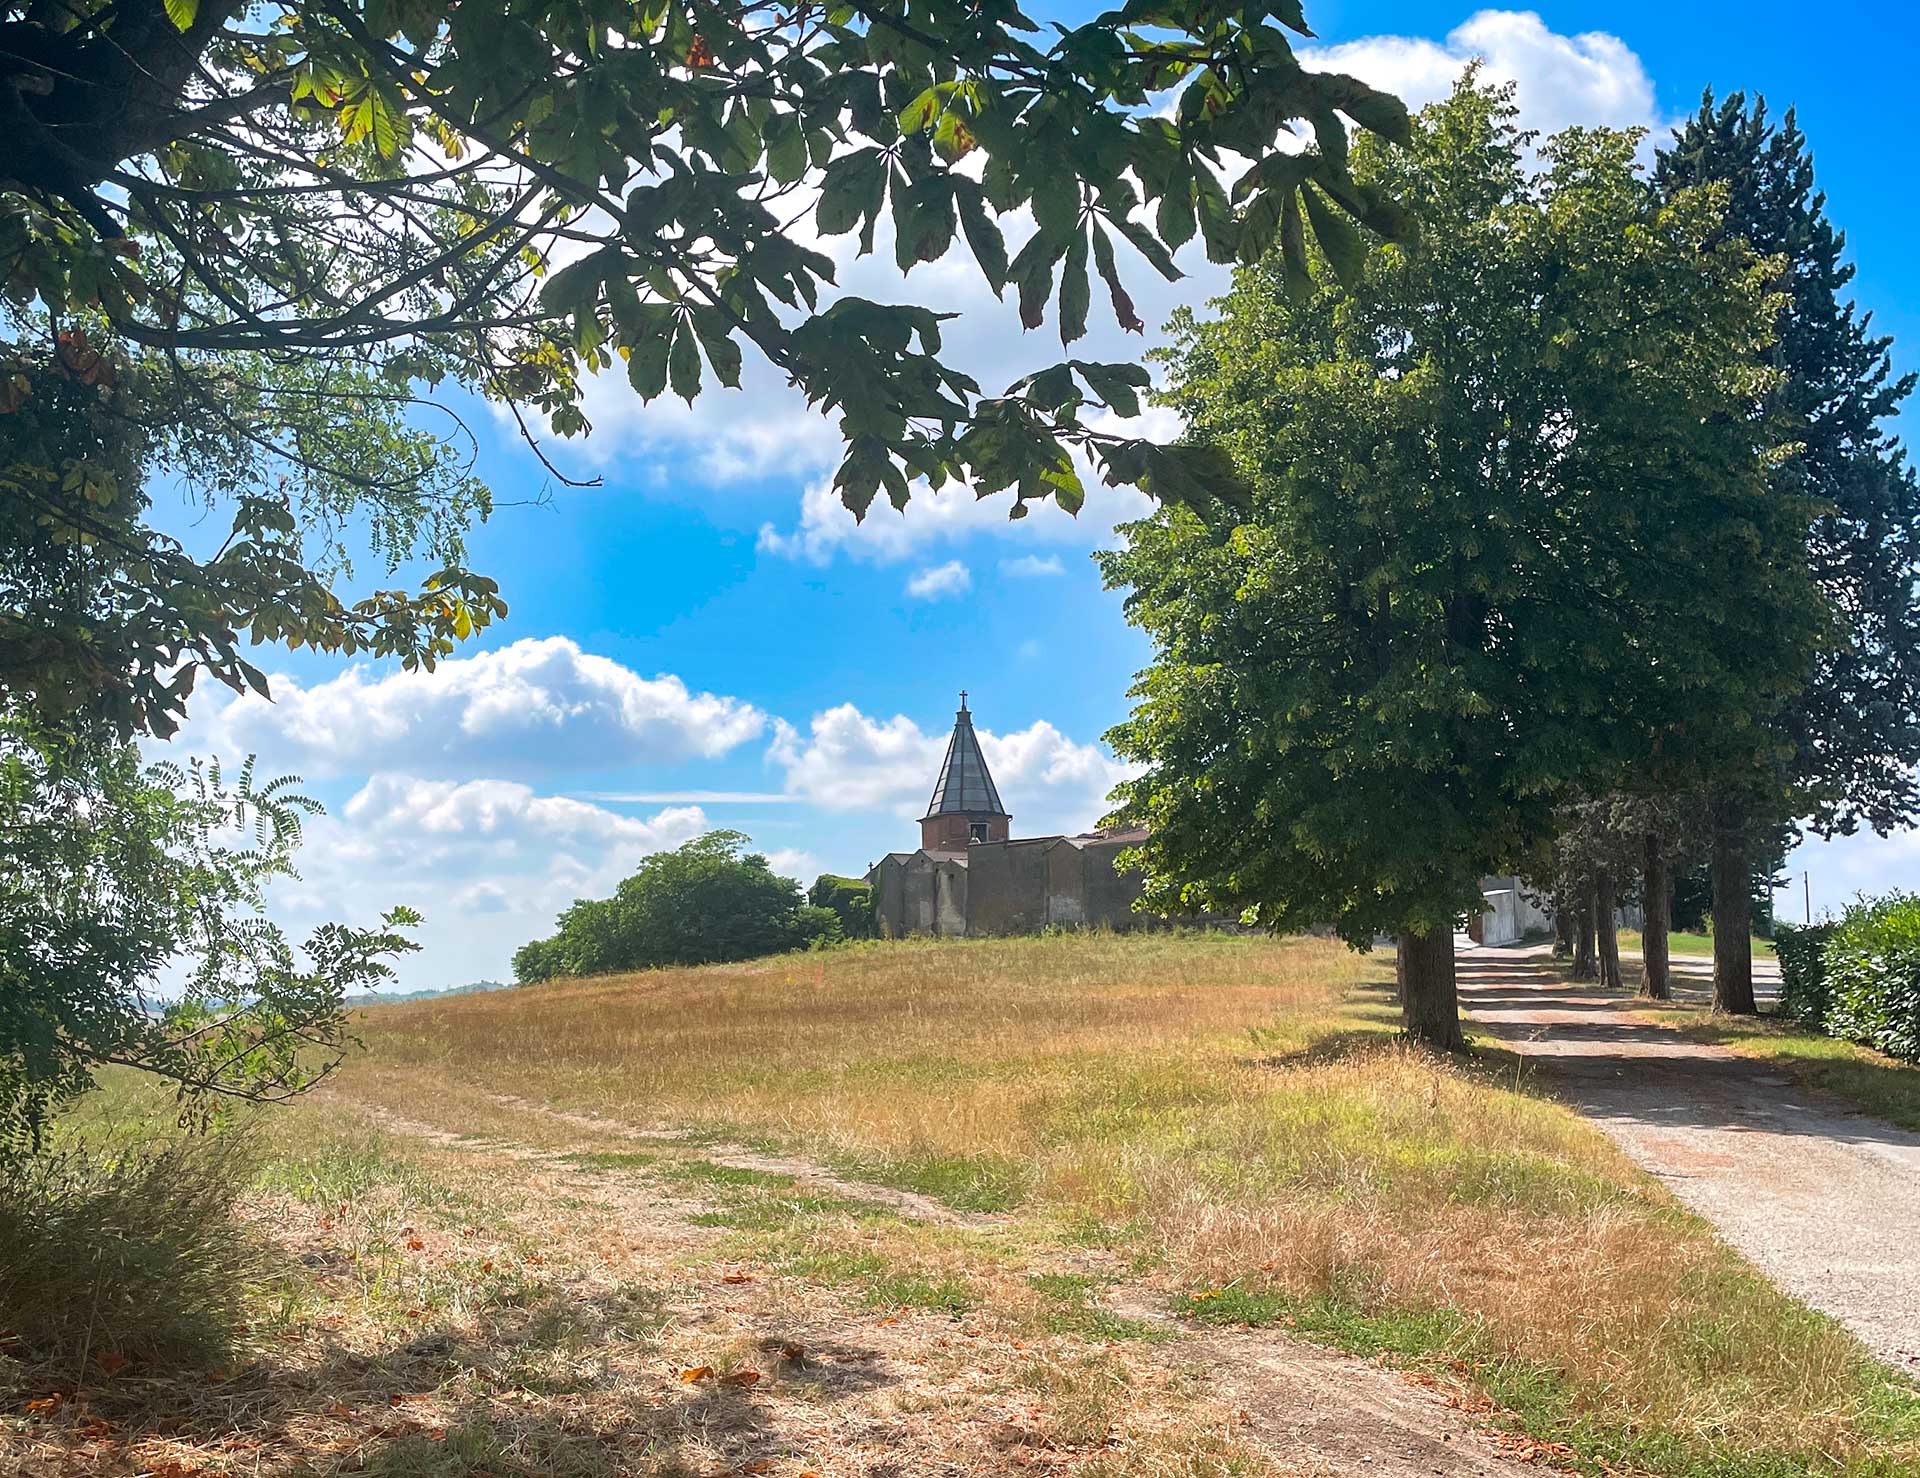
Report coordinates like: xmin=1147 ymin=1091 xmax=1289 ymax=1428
xmin=1656 ymin=93 xmax=1920 ymax=1012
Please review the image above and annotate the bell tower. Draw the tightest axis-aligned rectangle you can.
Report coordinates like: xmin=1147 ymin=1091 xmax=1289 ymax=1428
xmin=919 ymin=691 xmax=1012 ymax=851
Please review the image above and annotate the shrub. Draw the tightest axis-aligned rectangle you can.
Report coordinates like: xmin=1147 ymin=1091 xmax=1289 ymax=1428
xmin=512 ymin=935 xmax=567 ymax=985
xmin=794 ymin=904 xmax=845 ymax=949
xmin=1774 ymin=921 xmax=1839 ymax=1027
xmin=0 ymin=1134 xmax=268 ymax=1366
xmin=808 ymin=873 xmax=875 ymax=938
xmin=1822 ymin=894 xmax=1920 ymax=1062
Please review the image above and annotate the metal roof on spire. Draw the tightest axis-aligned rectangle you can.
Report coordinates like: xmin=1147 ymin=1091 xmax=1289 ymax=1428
xmin=922 ymin=691 xmax=1008 ymax=819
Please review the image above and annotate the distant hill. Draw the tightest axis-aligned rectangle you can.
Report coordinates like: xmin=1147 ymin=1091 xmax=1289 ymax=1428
xmin=355 ymin=979 xmax=512 ymax=1007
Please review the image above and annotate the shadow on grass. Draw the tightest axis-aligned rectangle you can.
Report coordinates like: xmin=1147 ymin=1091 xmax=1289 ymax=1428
xmin=1240 ymin=1028 xmax=1397 ymax=1073
xmin=1638 ymin=1002 xmax=1920 ymax=1135
xmin=1455 ymin=951 xmax=1920 ymax=1147
xmin=10 ymin=1274 xmax=900 ymax=1477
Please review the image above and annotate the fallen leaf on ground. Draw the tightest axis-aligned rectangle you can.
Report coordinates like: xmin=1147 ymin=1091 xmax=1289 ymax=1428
xmin=720 ymin=1368 xmax=761 ymax=1387
xmin=323 ymin=1400 xmax=354 ymax=1417
xmin=720 ymin=1271 xmax=754 ymax=1284
xmin=93 ymin=1350 xmax=130 ymax=1375
xmin=741 ymin=1460 xmax=774 ymax=1474
xmin=680 ymin=1366 xmax=715 ymax=1383
xmin=407 ymin=1237 xmax=425 ymax=1251
xmin=23 ymin=1395 xmax=63 ymax=1414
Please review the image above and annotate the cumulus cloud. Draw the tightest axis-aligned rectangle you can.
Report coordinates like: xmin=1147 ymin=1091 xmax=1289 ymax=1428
xmin=1303 ymin=10 xmax=1663 ymax=142
xmin=763 ymin=847 xmax=820 ymax=880
xmin=187 ymin=637 xmax=763 ymax=779
xmin=905 ymin=560 xmax=973 ymax=600
xmin=1001 ymin=554 xmax=1067 ymax=578
xmin=767 ymin=703 xmax=1137 ymax=837
xmin=271 ymin=776 xmax=709 ymax=989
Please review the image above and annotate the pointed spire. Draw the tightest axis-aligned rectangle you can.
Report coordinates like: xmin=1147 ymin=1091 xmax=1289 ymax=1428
xmin=922 ymin=692 xmax=1008 ymax=820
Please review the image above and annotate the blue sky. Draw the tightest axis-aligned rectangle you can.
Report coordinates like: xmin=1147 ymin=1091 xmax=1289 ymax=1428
xmin=157 ymin=5 xmax=1920 ymax=986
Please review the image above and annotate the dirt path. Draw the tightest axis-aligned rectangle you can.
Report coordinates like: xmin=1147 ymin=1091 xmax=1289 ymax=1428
xmin=373 ymin=1092 xmax=1549 ymax=1475
xmin=1459 ymin=944 xmax=1920 ymax=1372
xmin=1104 ymin=1292 xmax=1552 ymax=1477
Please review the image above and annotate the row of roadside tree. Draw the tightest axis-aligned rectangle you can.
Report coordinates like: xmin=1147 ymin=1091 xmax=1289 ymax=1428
xmin=1102 ymin=80 xmax=1920 ymax=1047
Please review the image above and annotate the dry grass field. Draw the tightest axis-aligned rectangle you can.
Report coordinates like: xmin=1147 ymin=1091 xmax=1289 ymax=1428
xmin=7 ymin=932 xmax=1919 ymax=1477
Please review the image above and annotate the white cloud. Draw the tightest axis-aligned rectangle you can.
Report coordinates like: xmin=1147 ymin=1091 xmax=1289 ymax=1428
xmin=905 ymin=560 xmax=973 ymax=600
xmin=1303 ymin=10 xmax=1662 ymax=142
xmin=186 ymin=637 xmax=763 ymax=779
xmin=1001 ymin=554 xmax=1067 ymax=578
xmin=575 ymin=790 xmax=804 ymax=805
xmin=768 ymin=703 xmax=1138 ymax=837
xmin=764 ymin=847 xmax=820 ymax=880
xmin=767 ymin=706 xmax=935 ymax=816
xmin=272 ymin=776 xmax=709 ymax=989
xmin=566 ymin=358 xmax=844 ymax=484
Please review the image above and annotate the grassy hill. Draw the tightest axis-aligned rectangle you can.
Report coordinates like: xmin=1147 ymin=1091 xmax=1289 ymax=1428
xmin=16 ymin=933 xmax=1918 ymax=1477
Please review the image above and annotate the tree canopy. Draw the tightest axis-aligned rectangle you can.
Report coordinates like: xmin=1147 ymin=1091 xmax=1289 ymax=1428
xmin=1099 ymin=81 xmax=1829 ymax=1046
xmin=5 ymin=0 xmax=1412 ymax=527
xmin=0 ymin=0 xmax=1420 ymax=740
xmin=513 ymin=831 xmax=837 ymax=981
xmin=0 ymin=720 xmax=418 ymax=1155
xmin=1656 ymin=92 xmax=1920 ymax=841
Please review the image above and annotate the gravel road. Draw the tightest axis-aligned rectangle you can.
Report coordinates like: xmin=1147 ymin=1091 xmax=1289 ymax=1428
xmin=1457 ymin=944 xmax=1920 ymax=1372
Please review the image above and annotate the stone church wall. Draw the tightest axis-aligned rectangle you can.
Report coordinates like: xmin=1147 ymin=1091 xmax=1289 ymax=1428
xmin=869 ymin=833 xmax=1155 ymax=938
xmin=967 ymin=839 xmax=1054 ymax=935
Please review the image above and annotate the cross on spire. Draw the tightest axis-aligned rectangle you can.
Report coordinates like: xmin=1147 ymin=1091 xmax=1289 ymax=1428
xmin=959 ymin=689 xmax=968 ymax=711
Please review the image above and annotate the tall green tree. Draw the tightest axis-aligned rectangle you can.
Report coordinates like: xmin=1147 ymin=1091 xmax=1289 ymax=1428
xmin=1100 ymin=82 xmax=1824 ymax=1047
xmin=0 ymin=720 xmax=419 ymax=1155
xmin=1 ymin=349 xmax=429 ymax=1143
xmin=513 ymin=831 xmax=835 ymax=980
xmin=2 ymin=0 xmax=1417 ymax=744
xmin=1656 ymin=94 xmax=1920 ymax=1012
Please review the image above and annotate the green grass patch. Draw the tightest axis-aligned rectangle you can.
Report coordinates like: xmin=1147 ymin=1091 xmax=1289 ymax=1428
xmin=559 ymin=1150 xmax=659 ymax=1171
xmin=254 ymin=1132 xmax=478 ymax=1213
xmin=829 ymin=1147 xmax=1029 ymax=1212
xmin=687 ymin=1190 xmax=876 ymax=1231
xmin=1619 ymin=929 xmax=1776 ymax=960
xmin=862 ymin=1270 xmax=974 ymax=1316
xmin=1178 ymin=1283 xmax=1920 ymax=1478
xmin=774 ymin=1244 xmax=975 ymax=1315
xmin=1026 ymin=1273 xmax=1165 ymax=1342
xmin=664 ymin=1158 xmax=797 ymax=1189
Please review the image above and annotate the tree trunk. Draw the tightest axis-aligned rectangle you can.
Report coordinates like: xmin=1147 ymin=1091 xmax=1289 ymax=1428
xmin=1552 ymin=892 xmax=1574 ymax=958
xmin=1397 ymin=927 xmax=1464 ymax=1050
xmin=1596 ymin=868 xmax=1623 ymax=990
xmin=1570 ymin=890 xmax=1597 ymax=980
xmin=1711 ymin=799 xmax=1756 ymax=1014
xmin=1639 ymin=832 xmax=1671 ymax=1001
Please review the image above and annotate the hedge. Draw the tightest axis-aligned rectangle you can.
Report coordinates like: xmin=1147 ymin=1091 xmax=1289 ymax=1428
xmin=1821 ymin=893 xmax=1920 ymax=1063
xmin=1774 ymin=921 xmax=1838 ymax=1028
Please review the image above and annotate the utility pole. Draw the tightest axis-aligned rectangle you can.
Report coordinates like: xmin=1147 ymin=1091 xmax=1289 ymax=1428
xmin=1804 ymin=871 xmax=1811 ymax=925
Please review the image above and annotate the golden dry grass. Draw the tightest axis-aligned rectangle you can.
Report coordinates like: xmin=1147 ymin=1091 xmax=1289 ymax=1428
xmin=331 ymin=932 xmax=1920 ymax=1474
xmin=11 ymin=933 xmax=1918 ymax=1477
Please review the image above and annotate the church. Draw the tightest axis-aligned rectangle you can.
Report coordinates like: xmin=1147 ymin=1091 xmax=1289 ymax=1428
xmin=865 ymin=694 xmax=1155 ymax=938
